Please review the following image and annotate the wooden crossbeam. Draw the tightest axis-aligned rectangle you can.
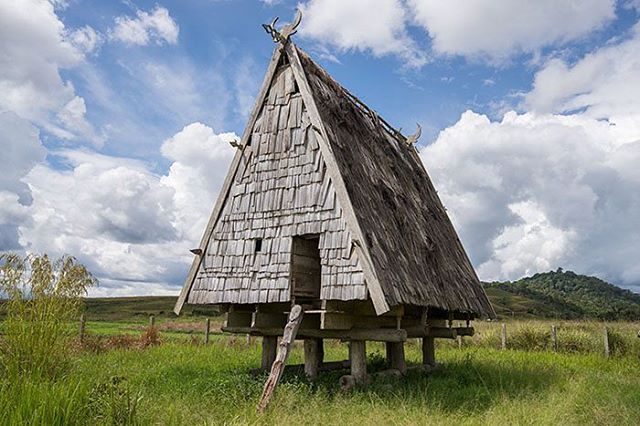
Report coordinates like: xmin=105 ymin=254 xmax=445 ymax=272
xmin=222 ymin=325 xmax=407 ymax=342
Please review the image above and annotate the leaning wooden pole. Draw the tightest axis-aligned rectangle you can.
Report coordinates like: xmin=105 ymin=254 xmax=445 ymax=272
xmin=257 ymin=305 xmax=304 ymax=414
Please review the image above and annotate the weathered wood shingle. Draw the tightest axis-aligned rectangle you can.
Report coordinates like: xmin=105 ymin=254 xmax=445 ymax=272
xmin=188 ymin=64 xmax=367 ymax=305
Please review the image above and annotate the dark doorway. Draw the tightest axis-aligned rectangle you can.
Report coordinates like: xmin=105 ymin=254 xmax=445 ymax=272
xmin=291 ymin=235 xmax=321 ymax=301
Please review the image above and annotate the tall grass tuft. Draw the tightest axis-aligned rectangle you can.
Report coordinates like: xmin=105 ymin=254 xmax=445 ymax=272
xmin=0 ymin=253 xmax=97 ymax=378
xmin=0 ymin=376 xmax=91 ymax=425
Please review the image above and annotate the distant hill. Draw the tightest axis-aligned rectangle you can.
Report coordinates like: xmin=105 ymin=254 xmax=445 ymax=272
xmin=0 ymin=296 xmax=219 ymax=322
xmin=82 ymin=297 xmax=220 ymax=321
xmin=484 ymin=269 xmax=640 ymax=320
xmin=2 ymin=270 xmax=638 ymax=322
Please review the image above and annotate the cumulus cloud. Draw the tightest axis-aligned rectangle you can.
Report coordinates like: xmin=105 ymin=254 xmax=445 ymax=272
xmin=160 ymin=123 xmax=237 ymax=242
xmin=0 ymin=0 xmax=100 ymax=144
xmin=299 ymin=0 xmax=615 ymax=65
xmin=0 ymin=112 xmax=47 ymax=251
xmin=407 ymin=0 xmax=615 ymax=61
xmin=421 ymin=109 xmax=640 ymax=290
xmin=300 ymin=0 xmax=616 ymax=67
xmin=111 ymin=6 xmax=179 ymax=46
xmin=17 ymin=123 xmax=235 ymax=296
xmin=416 ymin=7 xmax=640 ymax=290
xmin=299 ymin=0 xmax=427 ymax=68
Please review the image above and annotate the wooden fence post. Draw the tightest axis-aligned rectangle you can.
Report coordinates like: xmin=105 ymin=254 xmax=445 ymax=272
xmin=603 ymin=327 xmax=610 ymax=359
xmin=551 ymin=325 xmax=558 ymax=352
xmin=204 ymin=318 xmax=210 ymax=345
xmin=79 ymin=313 xmax=86 ymax=343
xmin=149 ymin=315 xmax=155 ymax=328
xmin=457 ymin=335 xmax=463 ymax=349
xmin=501 ymin=323 xmax=507 ymax=350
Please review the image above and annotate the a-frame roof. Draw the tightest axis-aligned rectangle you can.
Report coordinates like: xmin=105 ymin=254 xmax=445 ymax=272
xmin=175 ymin=41 xmax=495 ymax=318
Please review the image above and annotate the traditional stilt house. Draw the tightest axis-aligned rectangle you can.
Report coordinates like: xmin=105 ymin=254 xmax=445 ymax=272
xmin=174 ymin=12 xmax=495 ymax=388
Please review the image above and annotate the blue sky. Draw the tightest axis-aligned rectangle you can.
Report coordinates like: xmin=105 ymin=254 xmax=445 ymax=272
xmin=2 ymin=0 xmax=640 ymax=295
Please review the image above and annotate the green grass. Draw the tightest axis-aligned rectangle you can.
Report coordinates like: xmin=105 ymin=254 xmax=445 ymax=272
xmin=3 ymin=338 xmax=638 ymax=425
xmin=2 ymin=315 xmax=640 ymax=424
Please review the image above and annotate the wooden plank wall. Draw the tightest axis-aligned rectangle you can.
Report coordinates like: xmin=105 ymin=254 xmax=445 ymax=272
xmin=188 ymin=64 xmax=367 ymax=305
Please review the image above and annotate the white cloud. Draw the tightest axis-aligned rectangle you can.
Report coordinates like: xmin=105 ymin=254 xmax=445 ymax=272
xmin=421 ymin=110 xmax=640 ymax=289
xmin=17 ymin=123 xmax=236 ymax=295
xmin=299 ymin=0 xmax=427 ymax=68
xmin=69 ymin=25 xmax=101 ymax=54
xmin=418 ymin=12 xmax=640 ymax=289
xmin=0 ymin=112 xmax=46 ymax=251
xmin=0 ymin=0 xmax=100 ymax=143
xmin=298 ymin=0 xmax=615 ymax=66
xmin=111 ymin=6 xmax=179 ymax=46
xmin=160 ymin=123 xmax=237 ymax=242
xmin=407 ymin=0 xmax=616 ymax=61
xmin=525 ymin=22 xmax=640 ymax=121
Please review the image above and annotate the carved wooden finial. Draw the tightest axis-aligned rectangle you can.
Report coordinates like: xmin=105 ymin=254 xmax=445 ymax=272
xmin=404 ymin=124 xmax=422 ymax=146
xmin=262 ymin=9 xmax=302 ymax=44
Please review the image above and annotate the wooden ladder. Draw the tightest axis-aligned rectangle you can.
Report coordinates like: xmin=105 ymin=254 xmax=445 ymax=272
xmin=257 ymin=304 xmax=304 ymax=413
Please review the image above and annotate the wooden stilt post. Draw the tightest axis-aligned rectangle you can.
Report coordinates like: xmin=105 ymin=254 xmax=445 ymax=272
xmin=349 ymin=340 xmax=367 ymax=383
xmin=79 ymin=313 xmax=86 ymax=343
xmin=304 ymin=339 xmax=321 ymax=380
xmin=204 ymin=318 xmax=210 ymax=345
xmin=318 ymin=339 xmax=325 ymax=367
xmin=261 ymin=336 xmax=278 ymax=370
xmin=257 ymin=305 xmax=304 ymax=413
xmin=551 ymin=325 xmax=557 ymax=352
xmin=386 ymin=341 xmax=406 ymax=375
xmin=422 ymin=337 xmax=435 ymax=367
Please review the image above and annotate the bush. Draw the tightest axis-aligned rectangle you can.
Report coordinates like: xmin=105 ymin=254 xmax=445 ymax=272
xmin=509 ymin=325 xmax=549 ymax=351
xmin=0 ymin=253 xmax=97 ymax=379
xmin=558 ymin=329 xmax=600 ymax=353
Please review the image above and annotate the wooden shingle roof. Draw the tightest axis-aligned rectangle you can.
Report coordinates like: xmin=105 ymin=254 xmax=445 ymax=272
xmin=296 ymin=47 xmax=495 ymax=318
xmin=174 ymin=40 xmax=495 ymax=319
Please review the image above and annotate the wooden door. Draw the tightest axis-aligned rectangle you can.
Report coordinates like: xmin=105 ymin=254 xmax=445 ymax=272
xmin=291 ymin=235 xmax=321 ymax=300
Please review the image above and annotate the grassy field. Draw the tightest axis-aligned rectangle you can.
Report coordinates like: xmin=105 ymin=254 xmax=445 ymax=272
xmin=2 ymin=313 xmax=640 ymax=425
xmin=2 ymin=333 xmax=639 ymax=425
xmin=2 ymin=293 xmax=640 ymax=425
